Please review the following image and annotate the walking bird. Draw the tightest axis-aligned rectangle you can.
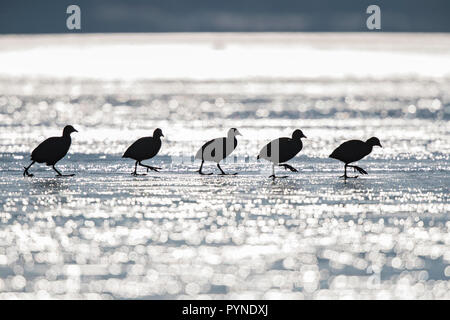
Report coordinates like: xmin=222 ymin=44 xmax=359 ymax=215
xmin=123 ymin=128 xmax=164 ymax=176
xmin=23 ymin=125 xmax=78 ymax=177
xmin=329 ymin=137 xmax=382 ymax=180
xmin=195 ymin=128 xmax=242 ymax=175
xmin=257 ymin=129 xmax=307 ymax=180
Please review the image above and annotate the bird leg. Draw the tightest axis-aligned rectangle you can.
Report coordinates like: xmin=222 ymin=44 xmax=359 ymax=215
xmin=132 ymin=161 xmax=138 ymax=175
xmin=348 ymin=165 xmax=368 ymax=175
xmin=23 ymin=161 xmax=35 ymax=177
xmin=340 ymin=164 xmax=358 ymax=180
xmin=197 ymin=160 xmax=213 ymax=175
xmin=217 ymin=163 xmax=238 ymax=176
xmin=138 ymin=161 xmax=160 ymax=173
xmin=131 ymin=161 xmax=146 ymax=176
xmin=279 ymin=164 xmax=298 ymax=172
xmin=268 ymin=164 xmax=288 ymax=180
xmin=53 ymin=165 xmax=75 ymax=177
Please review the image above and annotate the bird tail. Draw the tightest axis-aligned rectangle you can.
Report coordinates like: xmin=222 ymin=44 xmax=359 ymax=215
xmin=257 ymin=155 xmax=260 ymax=160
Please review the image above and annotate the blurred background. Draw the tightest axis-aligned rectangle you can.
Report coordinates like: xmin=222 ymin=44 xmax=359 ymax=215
xmin=0 ymin=0 xmax=449 ymax=300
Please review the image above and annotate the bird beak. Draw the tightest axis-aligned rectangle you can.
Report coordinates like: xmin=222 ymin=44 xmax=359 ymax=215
xmin=236 ymin=130 xmax=242 ymax=136
xmin=161 ymin=134 xmax=165 ymax=137
xmin=302 ymin=134 xmax=307 ymax=139
xmin=378 ymin=143 xmax=382 ymax=148
xmin=74 ymin=129 xmax=78 ymax=133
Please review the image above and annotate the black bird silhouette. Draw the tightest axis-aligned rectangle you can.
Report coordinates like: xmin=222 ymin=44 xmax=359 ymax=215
xmin=123 ymin=128 xmax=164 ymax=176
xmin=195 ymin=128 xmax=242 ymax=175
xmin=329 ymin=137 xmax=382 ymax=180
xmin=23 ymin=125 xmax=78 ymax=177
xmin=257 ymin=129 xmax=307 ymax=180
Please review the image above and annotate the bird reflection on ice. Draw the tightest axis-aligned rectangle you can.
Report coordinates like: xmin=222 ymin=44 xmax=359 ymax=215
xmin=30 ymin=178 xmax=68 ymax=192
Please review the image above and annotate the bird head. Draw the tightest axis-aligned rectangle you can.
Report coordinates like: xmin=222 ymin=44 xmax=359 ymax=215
xmin=292 ymin=129 xmax=307 ymax=140
xmin=63 ymin=125 xmax=78 ymax=136
xmin=154 ymin=128 xmax=164 ymax=138
xmin=228 ymin=128 xmax=242 ymax=137
xmin=366 ymin=137 xmax=382 ymax=148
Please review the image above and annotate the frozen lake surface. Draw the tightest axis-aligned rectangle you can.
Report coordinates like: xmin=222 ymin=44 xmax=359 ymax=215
xmin=0 ymin=33 xmax=449 ymax=299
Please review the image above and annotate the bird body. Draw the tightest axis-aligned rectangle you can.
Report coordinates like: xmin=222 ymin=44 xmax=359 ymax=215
xmin=123 ymin=128 xmax=164 ymax=175
xmin=329 ymin=140 xmax=372 ymax=164
xmin=329 ymin=137 xmax=382 ymax=179
xmin=123 ymin=136 xmax=162 ymax=161
xmin=195 ymin=137 xmax=237 ymax=163
xmin=257 ymin=129 xmax=307 ymax=179
xmin=258 ymin=137 xmax=303 ymax=164
xmin=23 ymin=125 xmax=78 ymax=177
xmin=195 ymin=128 xmax=241 ymax=175
xmin=31 ymin=136 xmax=72 ymax=165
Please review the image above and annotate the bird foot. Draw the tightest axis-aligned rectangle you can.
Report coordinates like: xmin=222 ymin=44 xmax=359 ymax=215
xmin=269 ymin=174 xmax=288 ymax=180
xmin=23 ymin=167 xmax=34 ymax=177
xmin=350 ymin=166 xmax=368 ymax=175
xmin=56 ymin=174 xmax=75 ymax=177
xmin=279 ymin=164 xmax=298 ymax=172
xmin=131 ymin=172 xmax=147 ymax=176
xmin=219 ymin=172 xmax=238 ymax=176
xmin=145 ymin=166 xmax=161 ymax=172
xmin=197 ymin=170 xmax=213 ymax=175
xmin=339 ymin=174 xmax=358 ymax=179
